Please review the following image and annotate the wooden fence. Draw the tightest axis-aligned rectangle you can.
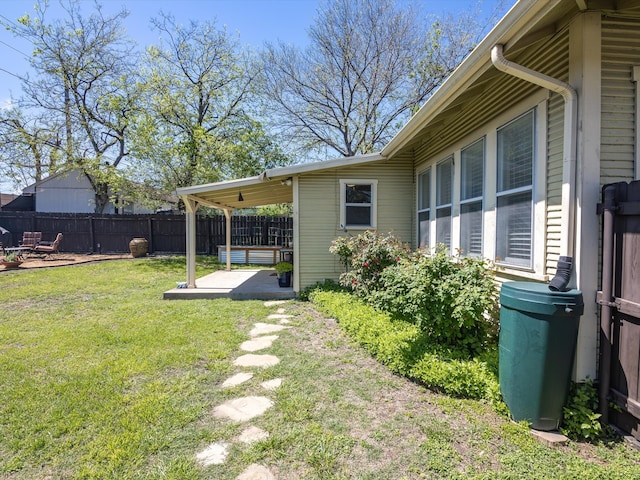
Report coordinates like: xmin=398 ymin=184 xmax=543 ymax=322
xmin=0 ymin=212 xmax=292 ymax=255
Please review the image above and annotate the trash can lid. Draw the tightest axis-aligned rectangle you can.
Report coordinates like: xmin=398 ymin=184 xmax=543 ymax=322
xmin=500 ymin=281 xmax=584 ymax=316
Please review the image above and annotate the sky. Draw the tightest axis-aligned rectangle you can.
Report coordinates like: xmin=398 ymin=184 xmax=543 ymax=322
xmin=0 ymin=0 xmax=512 ymax=193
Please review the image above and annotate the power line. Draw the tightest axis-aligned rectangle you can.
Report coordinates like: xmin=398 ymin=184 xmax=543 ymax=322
xmin=0 ymin=39 xmax=31 ymax=60
xmin=0 ymin=66 xmax=24 ymax=80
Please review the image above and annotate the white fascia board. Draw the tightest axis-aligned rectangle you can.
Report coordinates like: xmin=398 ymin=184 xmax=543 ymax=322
xmin=382 ymin=0 xmax=561 ymax=157
xmin=175 ymin=174 xmax=265 ymax=196
xmin=263 ymin=152 xmax=385 ymax=180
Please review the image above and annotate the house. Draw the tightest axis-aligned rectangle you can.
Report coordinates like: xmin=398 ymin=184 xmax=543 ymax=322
xmin=176 ymin=0 xmax=640 ymax=437
xmin=5 ymin=168 xmax=176 ymax=214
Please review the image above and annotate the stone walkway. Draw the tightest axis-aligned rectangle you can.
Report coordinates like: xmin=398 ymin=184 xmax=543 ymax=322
xmin=195 ymin=300 xmax=294 ymax=479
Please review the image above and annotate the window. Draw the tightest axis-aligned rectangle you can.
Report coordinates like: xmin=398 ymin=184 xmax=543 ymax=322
xmin=340 ymin=179 xmax=377 ymax=229
xmin=460 ymin=138 xmax=484 ymax=256
xmin=496 ymin=110 xmax=535 ymax=267
xmin=417 ymin=168 xmax=431 ymax=247
xmin=436 ymin=157 xmax=453 ymax=249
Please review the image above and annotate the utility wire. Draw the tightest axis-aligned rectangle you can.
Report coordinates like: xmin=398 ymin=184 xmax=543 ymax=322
xmin=0 ymin=39 xmax=31 ymax=60
xmin=0 ymin=66 xmax=24 ymax=80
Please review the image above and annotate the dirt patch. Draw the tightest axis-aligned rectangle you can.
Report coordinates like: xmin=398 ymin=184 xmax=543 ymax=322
xmin=0 ymin=253 xmax=133 ymax=271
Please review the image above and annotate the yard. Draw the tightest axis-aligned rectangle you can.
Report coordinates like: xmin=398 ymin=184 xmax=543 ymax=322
xmin=0 ymin=257 xmax=639 ymax=479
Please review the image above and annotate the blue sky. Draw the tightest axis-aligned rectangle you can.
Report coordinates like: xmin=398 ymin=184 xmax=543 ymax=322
xmin=0 ymin=0 xmax=512 ymax=193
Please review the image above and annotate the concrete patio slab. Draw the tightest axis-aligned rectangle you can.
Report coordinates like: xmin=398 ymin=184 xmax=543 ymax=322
xmin=163 ymin=269 xmax=295 ymax=300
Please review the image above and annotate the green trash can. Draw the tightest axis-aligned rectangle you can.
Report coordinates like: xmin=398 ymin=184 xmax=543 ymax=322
xmin=499 ymin=281 xmax=584 ymax=431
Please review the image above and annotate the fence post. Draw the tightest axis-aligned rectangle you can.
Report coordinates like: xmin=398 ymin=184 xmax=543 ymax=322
xmin=89 ymin=216 xmax=95 ymax=253
xmin=147 ymin=217 xmax=153 ymax=253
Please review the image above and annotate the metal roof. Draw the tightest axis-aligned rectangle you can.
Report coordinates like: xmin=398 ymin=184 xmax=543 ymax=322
xmin=176 ymin=152 xmax=385 ymax=210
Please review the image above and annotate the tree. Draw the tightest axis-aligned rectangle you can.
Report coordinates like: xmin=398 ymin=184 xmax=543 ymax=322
xmin=261 ymin=0 xmax=498 ymax=159
xmin=1 ymin=0 xmax=138 ymax=212
xmin=129 ymin=14 xmax=289 ymax=197
xmin=0 ymin=107 xmax=62 ymax=188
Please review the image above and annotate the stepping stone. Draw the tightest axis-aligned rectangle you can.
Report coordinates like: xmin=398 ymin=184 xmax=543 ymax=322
xmin=240 ymin=335 xmax=279 ymax=352
xmin=261 ymin=378 xmax=282 ymax=391
xmin=264 ymin=300 xmax=289 ymax=307
xmin=213 ymin=396 xmax=274 ymax=422
xmin=195 ymin=442 xmax=229 ymax=466
xmin=234 ymin=354 xmax=280 ymax=368
xmin=238 ymin=425 xmax=269 ymax=444
xmin=221 ymin=372 xmax=254 ymax=388
xmin=250 ymin=323 xmax=291 ymax=337
xmin=276 ymin=307 xmax=286 ymax=314
xmin=236 ymin=464 xmax=275 ymax=480
xmin=279 ymin=319 xmax=291 ymax=325
xmin=266 ymin=313 xmax=293 ymax=320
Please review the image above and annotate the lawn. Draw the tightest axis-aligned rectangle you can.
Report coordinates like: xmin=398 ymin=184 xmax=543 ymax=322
xmin=1 ymin=257 xmax=639 ymax=479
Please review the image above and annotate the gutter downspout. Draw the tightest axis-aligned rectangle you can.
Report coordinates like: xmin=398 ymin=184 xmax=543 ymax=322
xmin=491 ymin=44 xmax=578 ymax=269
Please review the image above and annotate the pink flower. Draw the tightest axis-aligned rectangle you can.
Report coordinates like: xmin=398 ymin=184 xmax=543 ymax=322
xmin=352 ymin=279 xmax=358 ymax=285
xmin=374 ymin=258 xmax=380 ymax=263
xmin=363 ymin=262 xmax=369 ymax=268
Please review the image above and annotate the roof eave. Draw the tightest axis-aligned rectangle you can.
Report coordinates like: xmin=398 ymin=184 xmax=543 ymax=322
xmin=381 ymin=0 xmax=562 ymax=158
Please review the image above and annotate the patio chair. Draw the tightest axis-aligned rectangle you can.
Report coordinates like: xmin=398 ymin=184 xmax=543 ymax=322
xmin=20 ymin=231 xmax=42 ymax=250
xmin=34 ymin=233 xmax=63 ymax=257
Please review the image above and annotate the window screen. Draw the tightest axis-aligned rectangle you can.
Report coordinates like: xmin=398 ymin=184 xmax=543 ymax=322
xmin=496 ymin=110 xmax=535 ymax=267
xmin=436 ymin=158 xmax=453 ymax=250
xmin=418 ymin=169 xmax=431 ymax=247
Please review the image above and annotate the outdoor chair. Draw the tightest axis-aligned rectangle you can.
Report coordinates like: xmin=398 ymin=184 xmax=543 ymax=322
xmin=20 ymin=231 xmax=42 ymax=250
xmin=34 ymin=233 xmax=63 ymax=257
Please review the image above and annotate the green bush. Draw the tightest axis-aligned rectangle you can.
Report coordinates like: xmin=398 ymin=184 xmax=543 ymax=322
xmin=561 ymin=378 xmax=606 ymax=441
xmin=308 ymin=288 xmax=501 ymax=401
xmin=329 ymin=231 xmax=409 ymax=296
xmin=330 ymin=232 xmax=498 ymax=356
xmin=371 ymin=247 xmax=498 ymax=355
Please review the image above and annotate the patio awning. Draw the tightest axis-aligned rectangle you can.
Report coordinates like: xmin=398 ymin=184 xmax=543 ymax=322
xmin=176 ymin=174 xmax=293 ymax=210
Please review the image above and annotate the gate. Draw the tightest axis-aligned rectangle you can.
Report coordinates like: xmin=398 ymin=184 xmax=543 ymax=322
xmin=598 ymin=181 xmax=640 ymax=440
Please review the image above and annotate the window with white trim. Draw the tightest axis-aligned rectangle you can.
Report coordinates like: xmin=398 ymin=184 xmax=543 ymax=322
xmin=417 ymin=168 xmax=431 ymax=248
xmin=340 ymin=179 xmax=377 ymax=229
xmin=496 ymin=110 xmax=535 ymax=267
xmin=460 ymin=138 xmax=484 ymax=256
xmin=436 ymin=157 xmax=453 ymax=249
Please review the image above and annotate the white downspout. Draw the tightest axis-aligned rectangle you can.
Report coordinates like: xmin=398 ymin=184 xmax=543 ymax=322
xmin=491 ymin=44 xmax=578 ymax=264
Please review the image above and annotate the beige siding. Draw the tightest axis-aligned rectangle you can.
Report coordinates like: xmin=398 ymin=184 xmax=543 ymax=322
xmin=544 ymin=28 xmax=570 ymax=274
xmin=601 ymin=17 xmax=640 ymax=186
xmin=410 ymin=28 xmax=569 ymax=278
xmin=297 ymin=155 xmax=414 ymax=289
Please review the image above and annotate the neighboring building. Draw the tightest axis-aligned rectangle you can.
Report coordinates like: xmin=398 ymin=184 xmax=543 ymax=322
xmin=177 ymin=0 xmax=640 ymax=438
xmin=5 ymin=168 xmax=176 ymax=214
xmin=0 ymin=193 xmax=17 ymax=209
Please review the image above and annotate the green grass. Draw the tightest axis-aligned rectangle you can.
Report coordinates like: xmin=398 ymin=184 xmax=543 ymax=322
xmin=1 ymin=258 xmax=640 ymax=479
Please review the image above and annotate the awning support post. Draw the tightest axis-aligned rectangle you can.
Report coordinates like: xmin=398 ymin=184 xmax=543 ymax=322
xmin=184 ymin=196 xmax=198 ymax=288
xmin=224 ymin=208 xmax=233 ymax=271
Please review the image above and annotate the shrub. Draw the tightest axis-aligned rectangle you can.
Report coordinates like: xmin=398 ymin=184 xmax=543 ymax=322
xmin=372 ymin=247 xmax=498 ymax=355
xmin=308 ymin=287 xmax=501 ymax=401
xmin=561 ymin=378 xmax=607 ymax=441
xmin=329 ymin=231 xmax=409 ymax=296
